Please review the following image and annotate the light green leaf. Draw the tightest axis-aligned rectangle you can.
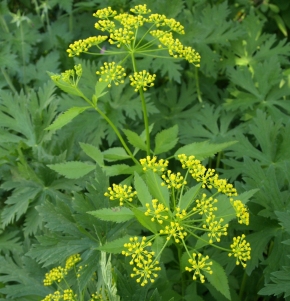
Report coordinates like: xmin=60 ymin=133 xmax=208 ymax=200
xmin=131 ymin=207 xmax=157 ymax=234
xmin=175 ymin=141 xmax=237 ymax=160
xmin=48 ymin=161 xmax=95 ymax=179
xmin=154 ymin=125 xmax=178 ymax=155
xmin=145 ymin=170 xmax=169 ymax=207
xmin=88 ymin=207 xmax=134 ymax=223
xmin=103 ymin=147 xmax=131 ymax=161
xmin=123 ymin=129 xmax=147 ymax=151
xmin=97 ymin=235 xmax=132 ymax=254
xmin=104 ymin=164 xmax=139 ymax=177
xmin=134 ymin=172 xmax=152 ymax=207
xmin=205 ymin=260 xmax=231 ymax=300
xmin=179 ymin=183 xmax=202 ymax=210
xmin=151 ymin=235 xmax=166 ymax=259
xmin=46 ymin=106 xmax=90 ymax=131
xmin=80 ymin=142 xmax=104 ymax=166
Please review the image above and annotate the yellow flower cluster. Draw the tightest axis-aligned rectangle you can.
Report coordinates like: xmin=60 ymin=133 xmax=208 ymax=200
xmin=43 ymin=254 xmax=82 ymax=286
xmin=230 ymin=199 xmax=249 ymax=225
xmin=192 ymin=193 xmax=218 ymax=215
xmin=129 ymin=70 xmax=156 ymax=92
xmin=161 ymin=170 xmax=187 ymax=189
xmin=51 ymin=65 xmax=82 ymax=86
xmin=41 ymin=291 xmax=61 ymax=301
xmin=185 ymin=253 xmax=213 ymax=283
xmin=147 ymin=14 xmax=167 ymax=27
xmin=90 ymin=289 xmax=109 ymax=301
xmin=114 ymin=13 xmax=145 ymax=29
xmin=159 ymin=221 xmax=187 ymax=243
xmin=122 ymin=237 xmax=161 ymax=286
xmin=108 ymin=27 xmax=134 ymax=47
xmin=174 ymin=207 xmax=188 ymax=220
xmin=65 ymin=254 xmax=81 ymax=270
xmin=140 ymin=156 xmax=169 ymax=173
xmin=145 ymin=199 xmax=169 ymax=224
xmin=67 ymin=36 xmax=108 ymax=57
xmin=150 ymin=30 xmax=200 ymax=65
xmin=202 ymin=214 xmax=228 ymax=243
xmin=43 ymin=266 xmax=66 ymax=286
xmin=63 ymin=289 xmax=75 ymax=301
xmin=93 ymin=7 xmax=117 ymax=19
xmin=228 ymin=234 xmax=251 ymax=267
xmin=96 ymin=62 xmax=126 ymax=87
xmin=130 ymin=4 xmax=152 ymax=15
xmin=178 ymin=154 xmax=237 ymax=196
xmin=95 ymin=20 xmax=115 ymax=32
xmin=104 ymin=184 xmax=137 ymax=206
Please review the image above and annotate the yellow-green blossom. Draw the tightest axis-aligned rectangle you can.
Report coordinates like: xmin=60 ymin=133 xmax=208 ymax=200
xmin=104 ymin=184 xmax=137 ymax=206
xmin=96 ymin=62 xmax=126 ymax=87
xmin=145 ymin=199 xmax=169 ymax=224
xmin=65 ymin=254 xmax=81 ymax=270
xmin=228 ymin=234 xmax=251 ymax=267
xmin=41 ymin=291 xmax=61 ymax=301
xmin=185 ymin=253 xmax=213 ymax=283
xmin=130 ymin=4 xmax=152 ymax=15
xmin=93 ymin=7 xmax=117 ymax=19
xmin=129 ymin=70 xmax=156 ymax=92
xmin=192 ymin=193 xmax=218 ymax=216
xmin=230 ymin=199 xmax=249 ymax=225
xmin=140 ymin=156 xmax=169 ymax=173
xmin=159 ymin=221 xmax=187 ymax=243
xmin=109 ymin=28 xmax=134 ymax=47
xmin=67 ymin=36 xmax=108 ymax=57
xmin=202 ymin=214 xmax=228 ymax=243
xmin=43 ymin=266 xmax=66 ymax=286
xmin=161 ymin=170 xmax=187 ymax=189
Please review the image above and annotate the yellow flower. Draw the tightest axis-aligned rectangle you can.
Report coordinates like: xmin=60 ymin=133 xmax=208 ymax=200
xmin=145 ymin=199 xmax=169 ymax=224
xmin=95 ymin=20 xmax=116 ymax=32
xmin=228 ymin=234 xmax=251 ymax=267
xmin=230 ymin=199 xmax=249 ymax=225
xmin=104 ymin=184 xmax=137 ymax=206
xmin=185 ymin=253 xmax=213 ymax=283
xmin=139 ymin=156 xmax=169 ymax=173
xmin=130 ymin=4 xmax=151 ymax=15
xmin=202 ymin=214 xmax=228 ymax=243
xmin=159 ymin=221 xmax=187 ymax=243
xmin=43 ymin=266 xmax=66 ymax=286
xmin=96 ymin=62 xmax=126 ymax=87
xmin=129 ymin=70 xmax=156 ymax=92
xmin=161 ymin=170 xmax=187 ymax=189
xmin=66 ymin=36 xmax=108 ymax=57
xmin=65 ymin=254 xmax=81 ymax=270
xmin=93 ymin=7 xmax=117 ymax=19
xmin=109 ymin=28 xmax=134 ymax=47
xmin=192 ymin=193 xmax=218 ymax=216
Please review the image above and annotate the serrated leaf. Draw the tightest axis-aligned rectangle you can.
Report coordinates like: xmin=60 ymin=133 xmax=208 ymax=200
xmin=154 ymin=125 xmax=178 ymax=155
xmin=134 ymin=172 xmax=152 ymax=207
xmin=179 ymin=183 xmax=202 ymax=210
xmin=97 ymin=235 xmax=131 ymax=254
xmin=46 ymin=106 xmax=90 ymax=131
xmin=175 ymin=141 xmax=237 ymax=160
xmin=123 ymin=129 xmax=147 ymax=151
xmin=103 ymin=147 xmax=131 ymax=161
xmin=47 ymin=161 xmax=95 ymax=179
xmin=80 ymin=142 xmax=104 ymax=166
xmin=131 ymin=207 xmax=157 ymax=234
xmin=205 ymin=260 xmax=231 ymax=300
xmin=145 ymin=170 xmax=169 ymax=207
xmin=88 ymin=207 xmax=134 ymax=223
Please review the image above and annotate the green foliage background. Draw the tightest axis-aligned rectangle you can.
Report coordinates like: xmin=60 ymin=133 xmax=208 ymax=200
xmin=1 ymin=0 xmax=290 ymax=300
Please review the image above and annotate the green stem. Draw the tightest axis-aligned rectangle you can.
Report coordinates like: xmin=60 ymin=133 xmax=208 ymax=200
xmin=1 ymin=68 xmax=17 ymax=93
xmin=131 ymin=54 xmax=151 ymax=155
xmin=94 ymin=106 xmax=139 ymax=165
xmin=195 ymin=67 xmax=202 ymax=103
xmin=239 ymin=271 xmax=247 ymax=300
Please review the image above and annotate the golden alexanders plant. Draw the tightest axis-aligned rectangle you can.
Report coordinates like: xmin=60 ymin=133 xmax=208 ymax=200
xmin=46 ymin=4 xmax=254 ymax=300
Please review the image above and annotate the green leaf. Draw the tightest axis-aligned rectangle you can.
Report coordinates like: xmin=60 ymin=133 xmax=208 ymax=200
xmin=145 ymin=170 xmax=169 ymax=207
xmin=154 ymin=125 xmax=178 ymax=155
xmin=103 ymin=147 xmax=131 ymax=161
xmin=46 ymin=106 xmax=91 ymax=131
xmin=134 ymin=172 xmax=152 ymax=207
xmin=175 ymin=141 xmax=237 ymax=160
xmin=88 ymin=207 xmax=134 ymax=223
xmin=151 ymin=236 xmax=166 ymax=259
xmin=123 ymin=129 xmax=147 ymax=151
xmin=79 ymin=142 xmax=104 ymax=166
xmin=205 ymin=260 xmax=231 ymax=300
xmin=104 ymin=164 xmax=139 ymax=177
xmin=179 ymin=183 xmax=202 ymax=210
xmin=131 ymin=207 xmax=157 ymax=234
xmin=97 ymin=235 xmax=131 ymax=254
xmin=47 ymin=161 xmax=95 ymax=179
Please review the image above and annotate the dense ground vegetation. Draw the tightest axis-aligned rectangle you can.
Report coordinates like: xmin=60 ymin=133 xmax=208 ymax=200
xmin=0 ymin=0 xmax=290 ymax=300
